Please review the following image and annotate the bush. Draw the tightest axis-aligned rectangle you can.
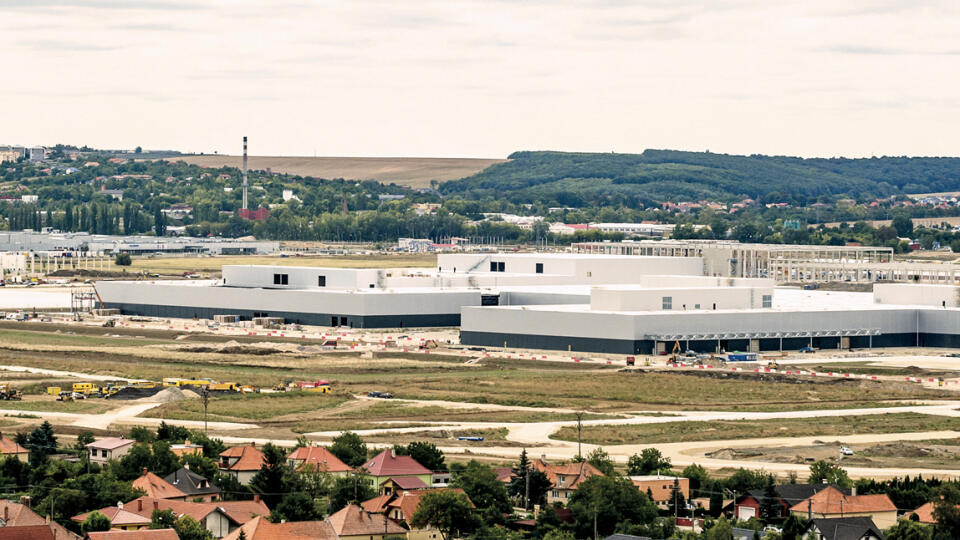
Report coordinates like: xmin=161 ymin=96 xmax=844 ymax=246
xmin=114 ymin=253 xmax=132 ymax=266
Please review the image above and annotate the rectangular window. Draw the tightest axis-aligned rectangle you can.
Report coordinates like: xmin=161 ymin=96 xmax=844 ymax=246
xmin=695 ymin=304 xmax=701 ymax=310
xmin=318 ymin=275 xmax=326 ymax=287
xmin=490 ymin=261 xmax=498 ymax=272
xmin=662 ymin=296 xmax=672 ymax=310
xmin=273 ymin=273 xmax=288 ymax=285
xmin=535 ymin=263 xmax=544 ymax=274
xmin=762 ymin=294 xmax=772 ymax=308
xmin=498 ymin=262 xmax=505 ymax=272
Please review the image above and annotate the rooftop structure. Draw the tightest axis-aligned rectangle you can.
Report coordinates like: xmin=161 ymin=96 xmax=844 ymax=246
xmin=0 ymin=231 xmax=278 ymax=255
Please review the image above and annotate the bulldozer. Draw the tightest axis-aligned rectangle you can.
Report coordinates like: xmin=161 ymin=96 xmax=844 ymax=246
xmin=0 ymin=385 xmax=21 ymax=401
xmin=668 ymin=340 xmax=682 ymax=364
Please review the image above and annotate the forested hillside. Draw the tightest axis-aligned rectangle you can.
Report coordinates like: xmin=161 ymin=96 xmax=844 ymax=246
xmin=441 ymin=150 xmax=960 ymax=205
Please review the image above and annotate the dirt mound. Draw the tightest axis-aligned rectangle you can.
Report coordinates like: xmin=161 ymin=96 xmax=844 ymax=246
xmin=160 ymin=340 xmax=319 ymax=356
xmin=864 ymin=442 xmax=950 ymax=458
xmin=139 ymin=386 xmax=197 ymax=403
xmin=47 ymin=269 xmax=131 ymax=278
xmin=705 ymin=448 xmax=761 ymax=460
xmin=109 ymin=386 xmax=163 ymax=400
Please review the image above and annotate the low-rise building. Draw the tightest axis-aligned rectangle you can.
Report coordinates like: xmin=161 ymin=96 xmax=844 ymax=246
xmin=532 ymin=457 xmax=603 ymax=505
xmin=287 ymin=446 xmax=353 ymax=476
xmin=132 ymin=469 xmax=187 ymax=500
xmin=88 ymin=530 xmax=179 ymax=540
xmin=803 ymin=516 xmax=884 ymax=540
xmin=327 ymin=503 xmax=407 ymax=539
xmin=0 ymin=432 xmax=28 ymax=462
xmin=735 ymin=483 xmax=846 ymax=521
xmin=363 ymin=488 xmax=471 ymax=540
xmin=0 ymin=500 xmax=81 ymax=538
xmin=86 ymin=437 xmax=136 ymax=465
xmin=219 ymin=443 xmax=266 ymax=485
xmin=164 ymin=466 xmax=221 ymax=502
xmin=789 ymin=487 xmax=897 ymax=529
xmin=360 ymin=449 xmax=433 ymax=492
xmin=630 ymin=474 xmax=690 ymax=508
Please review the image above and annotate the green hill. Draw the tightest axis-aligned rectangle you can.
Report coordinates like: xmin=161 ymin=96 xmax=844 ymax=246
xmin=440 ymin=150 xmax=960 ymax=206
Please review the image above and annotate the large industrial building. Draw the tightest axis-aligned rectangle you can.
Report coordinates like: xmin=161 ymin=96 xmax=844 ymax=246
xmin=95 ymin=251 xmax=960 ymax=354
xmin=0 ymin=231 xmax=278 ymax=256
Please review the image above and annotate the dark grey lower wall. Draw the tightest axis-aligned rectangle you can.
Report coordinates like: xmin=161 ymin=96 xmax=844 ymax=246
xmin=460 ymin=331 xmax=927 ymax=355
xmin=101 ymin=302 xmax=460 ymax=329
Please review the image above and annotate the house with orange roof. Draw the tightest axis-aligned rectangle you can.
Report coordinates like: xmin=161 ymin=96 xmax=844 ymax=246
xmin=531 ymin=456 xmax=603 ymax=505
xmin=222 ymin=516 xmax=337 ymax=540
xmin=72 ymin=504 xmax=151 ymax=531
xmin=327 ymin=503 xmax=406 ymax=539
xmin=0 ymin=500 xmax=80 ymax=538
xmin=169 ymin=439 xmax=203 ymax=458
xmin=88 ymin=530 xmax=179 ymax=540
xmin=363 ymin=488 xmax=471 ymax=540
xmin=75 ymin=496 xmax=269 ymax=538
xmin=360 ymin=449 xmax=433 ymax=492
xmin=630 ymin=474 xmax=690 ymax=508
xmin=0 ymin=523 xmax=82 ymax=539
xmin=219 ymin=443 xmax=266 ymax=485
xmin=287 ymin=446 xmax=352 ymax=476
xmin=132 ymin=469 xmax=187 ymax=501
xmin=788 ymin=486 xmax=897 ymax=529
xmin=0 ymin=432 xmax=29 ymax=462
xmin=910 ymin=500 xmax=959 ymax=524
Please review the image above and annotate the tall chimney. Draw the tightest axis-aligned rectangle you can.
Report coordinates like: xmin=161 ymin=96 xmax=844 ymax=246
xmin=242 ymin=136 xmax=249 ymax=211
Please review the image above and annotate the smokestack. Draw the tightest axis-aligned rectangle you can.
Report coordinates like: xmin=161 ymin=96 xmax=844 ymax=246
xmin=242 ymin=136 xmax=249 ymax=211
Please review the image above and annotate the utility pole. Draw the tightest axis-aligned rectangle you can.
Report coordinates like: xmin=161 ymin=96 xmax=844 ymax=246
xmin=201 ymin=388 xmax=210 ymax=434
xmin=524 ymin=463 xmax=530 ymax=510
xmin=575 ymin=411 xmax=584 ymax=459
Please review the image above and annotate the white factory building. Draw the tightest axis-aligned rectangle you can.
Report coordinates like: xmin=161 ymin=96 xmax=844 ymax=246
xmin=95 ymin=252 xmax=960 ymax=354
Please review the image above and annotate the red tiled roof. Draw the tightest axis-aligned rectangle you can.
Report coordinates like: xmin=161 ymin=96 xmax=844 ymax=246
xmin=362 ymin=449 xmax=432 ymax=477
xmin=86 ymin=437 xmax=135 ymax=451
xmin=387 ymin=476 xmax=428 ymax=490
xmin=911 ymin=501 xmax=960 ymax=524
xmin=221 ymin=444 xmax=266 ymax=471
xmin=223 ymin=516 xmax=337 ymax=540
xmin=0 ymin=524 xmax=69 ymax=540
xmin=493 ymin=467 xmax=513 ymax=483
xmin=362 ymin=488 xmax=472 ymax=522
xmin=788 ymin=486 xmax=896 ymax=515
xmin=88 ymin=530 xmax=179 ymax=540
xmin=72 ymin=507 xmax=150 ymax=527
xmin=287 ymin=446 xmax=352 ymax=473
xmin=0 ymin=500 xmax=46 ymax=526
xmin=132 ymin=471 xmax=186 ymax=500
xmin=0 ymin=433 xmax=27 ymax=455
xmin=532 ymin=458 xmax=602 ymax=491
xmin=360 ymin=494 xmax=392 ymax=513
xmin=217 ymin=499 xmax=271 ymax=524
xmin=327 ymin=504 xmax=405 ymax=536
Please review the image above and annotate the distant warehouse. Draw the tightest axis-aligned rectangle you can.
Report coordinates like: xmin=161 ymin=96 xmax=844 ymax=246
xmin=94 ymin=252 xmax=960 ymax=354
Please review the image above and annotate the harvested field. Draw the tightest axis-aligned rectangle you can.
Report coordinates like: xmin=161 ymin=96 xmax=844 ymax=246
xmin=162 ymin=155 xmax=504 ymax=188
xmin=127 ymin=253 xmax=435 ymax=276
xmin=551 ymin=412 xmax=960 ymax=445
xmin=142 ymin=391 xmax=350 ymax=421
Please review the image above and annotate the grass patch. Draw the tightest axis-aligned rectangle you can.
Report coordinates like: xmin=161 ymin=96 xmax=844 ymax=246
xmin=0 ymin=400 xmax=110 ymax=413
xmin=551 ymin=413 xmax=960 ymax=445
xmin=0 ymin=328 xmax=169 ymax=348
xmin=784 ymin=362 xmax=957 ymax=377
xmin=144 ymin=392 xmax=350 ymax=421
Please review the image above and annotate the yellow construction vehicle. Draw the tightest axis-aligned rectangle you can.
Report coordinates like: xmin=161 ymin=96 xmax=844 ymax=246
xmin=669 ymin=340 xmax=682 ymax=363
xmin=47 ymin=386 xmax=61 ymax=396
xmin=0 ymin=384 xmax=22 ymax=401
xmin=209 ymin=382 xmax=240 ymax=392
xmin=131 ymin=381 xmax=158 ymax=389
xmin=57 ymin=391 xmax=74 ymax=402
xmin=72 ymin=382 xmax=97 ymax=395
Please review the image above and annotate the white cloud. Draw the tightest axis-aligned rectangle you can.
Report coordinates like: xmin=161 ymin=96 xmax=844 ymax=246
xmin=2 ymin=0 xmax=958 ymax=158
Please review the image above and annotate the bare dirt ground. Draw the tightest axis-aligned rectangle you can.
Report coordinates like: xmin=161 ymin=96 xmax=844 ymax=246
xmin=163 ymin=156 xmax=505 ymax=188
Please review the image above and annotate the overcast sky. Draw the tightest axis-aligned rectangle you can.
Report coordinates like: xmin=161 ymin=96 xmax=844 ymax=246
xmin=2 ymin=0 xmax=958 ymax=158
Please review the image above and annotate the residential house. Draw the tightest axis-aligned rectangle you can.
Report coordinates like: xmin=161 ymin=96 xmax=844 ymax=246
xmin=789 ymin=486 xmax=897 ymax=529
xmin=735 ymin=483 xmax=848 ymax=521
xmin=327 ymin=503 xmax=406 ymax=539
xmin=164 ymin=466 xmax=221 ymax=502
xmin=72 ymin=504 xmax=151 ymax=531
xmin=0 ymin=524 xmax=82 ymax=539
xmin=378 ymin=476 xmax=428 ymax=496
xmin=803 ymin=516 xmax=884 ymax=540
xmin=0 ymin=432 xmax=28 ymax=462
xmin=222 ymin=517 xmax=337 ymax=540
xmin=363 ymin=488 xmax=471 ymax=540
xmin=630 ymin=475 xmax=691 ymax=508
xmin=169 ymin=440 xmax=203 ymax=458
xmin=287 ymin=446 xmax=352 ymax=476
xmin=132 ymin=469 xmax=187 ymax=501
xmin=0 ymin=500 xmax=80 ymax=539
xmin=532 ymin=457 xmax=603 ymax=505
xmin=74 ymin=496 xmax=269 ymax=538
xmin=85 ymin=437 xmax=135 ymax=465
xmin=87 ymin=530 xmax=179 ymax=540
xmin=219 ymin=443 xmax=266 ymax=485
xmin=360 ymin=449 xmax=433 ymax=492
